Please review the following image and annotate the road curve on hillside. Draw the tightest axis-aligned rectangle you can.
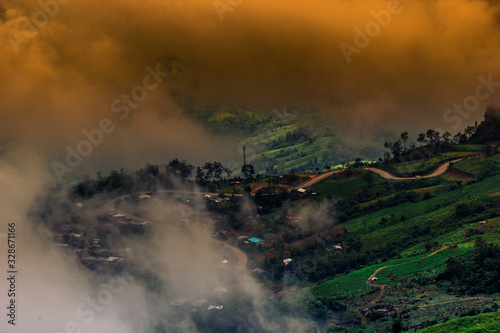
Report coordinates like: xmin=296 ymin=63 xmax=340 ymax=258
xmin=365 ymin=246 xmax=450 ymax=305
xmin=293 ymin=158 xmax=462 ymax=191
xmin=362 ymin=158 xmax=463 ymax=181
xmin=292 ymin=169 xmax=344 ymax=190
xmin=102 ymin=158 xmax=464 ymax=206
xmin=217 ymin=241 xmax=248 ymax=269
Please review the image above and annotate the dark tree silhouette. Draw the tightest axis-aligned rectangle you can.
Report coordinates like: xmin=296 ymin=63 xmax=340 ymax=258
xmin=417 ymin=133 xmax=427 ymax=147
xmin=167 ymin=158 xmax=194 ymax=180
xmin=442 ymin=131 xmax=452 ymax=143
xmin=401 ymin=132 xmax=409 ymax=152
xmin=241 ymin=164 xmax=255 ymax=178
xmin=363 ymin=172 xmax=374 ymax=187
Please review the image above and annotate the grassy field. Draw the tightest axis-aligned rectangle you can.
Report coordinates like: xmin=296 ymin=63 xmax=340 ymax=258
xmin=309 ymin=170 xmax=384 ymax=199
xmin=417 ymin=311 xmax=500 ymax=333
xmin=374 ymin=245 xmax=468 ymax=284
xmin=190 ymin=107 xmax=385 ymax=175
xmin=305 ymin=154 xmax=500 ymax=332
xmin=341 ymin=173 xmax=500 ymax=238
xmin=394 ymin=152 xmax=479 ymax=174
xmin=312 ymin=246 xmax=466 ymax=299
xmin=359 ymin=184 xmax=450 ymax=209
xmin=310 ymin=174 xmax=366 ymax=198
xmin=401 ymin=216 xmax=500 ymax=257
xmin=313 ymin=262 xmax=386 ymax=299
xmin=451 ymin=154 xmax=500 ymax=176
xmin=449 ymin=144 xmax=484 ymax=152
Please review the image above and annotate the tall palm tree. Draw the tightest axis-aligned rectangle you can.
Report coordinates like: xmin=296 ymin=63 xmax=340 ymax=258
xmin=401 ymin=132 xmax=409 ymax=152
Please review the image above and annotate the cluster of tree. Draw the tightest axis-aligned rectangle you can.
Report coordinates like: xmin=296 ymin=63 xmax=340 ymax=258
xmin=71 ymin=159 xmax=266 ymax=200
xmin=71 ymin=158 xmax=222 ymax=198
xmin=241 ymin=164 xmax=255 ymax=178
xmin=195 ymin=161 xmax=233 ymax=185
xmin=254 ymin=190 xmax=293 ymax=214
xmin=438 ymin=238 xmax=500 ymax=294
xmin=166 ymin=158 xmax=194 ymax=179
xmin=267 ymin=128 xmax=314 ymax=151
xmin=383 ymin=129 xmax=458 ymax=162
xmin=73 ymin=169 xmax=135 ymax=198
xmin=381 ymin=105 xmax=500 ymax=163
xmin=468 ymin=104 xmax=500 ymax=143
xmin=455 ymin=201 xmax=483 ymax=218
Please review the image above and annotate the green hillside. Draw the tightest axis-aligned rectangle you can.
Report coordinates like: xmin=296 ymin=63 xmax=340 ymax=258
xmin=289 ymin=153 xmax=500 ymax=332
xmin=62 ymin=107 xmax=500 ymax=333
xmin=185 ymin=105 xmax=383 ymax=174
xmin=418 ymin=311 xmax=500 ymax=333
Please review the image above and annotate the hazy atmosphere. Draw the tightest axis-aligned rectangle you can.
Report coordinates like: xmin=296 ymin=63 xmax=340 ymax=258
xmin=1 ymin=0 xmax=500 ymax=177
xmin=1 ymin=1 xmax=500 ymax=332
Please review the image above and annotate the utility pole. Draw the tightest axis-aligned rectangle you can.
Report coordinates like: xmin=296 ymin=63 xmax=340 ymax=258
xmin=243 ymin=145 xmax=246 ymax=166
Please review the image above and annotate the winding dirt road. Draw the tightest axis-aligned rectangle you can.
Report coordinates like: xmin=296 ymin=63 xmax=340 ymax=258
xmin=292 ymin=170 xmax=343 ymax=190
xmin=419 ymin=297 xmax=494 ymax=308
xmin=362 ymin=159 xmax=462 ymax=181
xmin=365 ymin=246 xmax=450 ymax=305
xmin=218 ymin=241 xmax=247 ymax=269
xmin=292 ymin=158 xmax=462 ymax=191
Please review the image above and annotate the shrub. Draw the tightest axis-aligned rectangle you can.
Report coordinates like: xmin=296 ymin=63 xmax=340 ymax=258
xmin=455 ymin=203 xmax=471 ymax=218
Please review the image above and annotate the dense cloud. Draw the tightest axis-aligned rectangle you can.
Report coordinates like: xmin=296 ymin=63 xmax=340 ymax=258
xmin=0 ymin=158 xmax=325 ymax=332
xmin=1 ymin=0 xmax=500 ymax=180
xmin=3 ymin=1 xmax=499 ymax=331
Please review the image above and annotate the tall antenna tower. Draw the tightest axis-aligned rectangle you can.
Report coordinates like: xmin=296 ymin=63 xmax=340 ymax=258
xmin=243 ymin=145 xmax=246 ymax=166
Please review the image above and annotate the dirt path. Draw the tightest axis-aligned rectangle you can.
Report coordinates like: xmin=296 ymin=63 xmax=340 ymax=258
xmin=217 ymin=241 xmax=248 ymax=269
xmin=101 ymin=158 xmax=462 ymax=209
xmin=293 ymin=158 xmax=463 ymax=193
xmin=292 ymin=169 xmax=343 ymax=190
xmin=365 ymin=246 xmax=450 ymax=305
xmin=419 ymin=297 xmax=495 ymax=308
xmin=362 ymin=159 xmax=463 ymax=181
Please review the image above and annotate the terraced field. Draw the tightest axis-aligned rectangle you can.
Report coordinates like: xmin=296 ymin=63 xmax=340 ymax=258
xmin=394 ymin=152 xmax=480 ymax=174
xmin=417 ymin=311 xmax=500 ymax=333
xmin=374 ymin=246 xmax=468 ymax=285
xmin=312 ymin=247 xmax=465 ymax=300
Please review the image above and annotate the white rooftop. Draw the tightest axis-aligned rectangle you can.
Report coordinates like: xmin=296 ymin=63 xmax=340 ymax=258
xmin=207 ymin=305 xmax=223 ymax=311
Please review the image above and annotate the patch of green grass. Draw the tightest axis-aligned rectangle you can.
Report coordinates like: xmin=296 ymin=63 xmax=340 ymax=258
xmin=313 ymin=264 xmax=381 ymax=299
xmin=401 ymin=217 xmax=500 ymax=257
xmin=417 ymin=311 xmax=500 ymax=333
xmin=344 ymin=173 xmax=500 ymax=238
xmin=450 ymin=144 xmax=484 ymax=152
xmin=375 ymin=245 xmax=469 ymax=284
xmin=309 ymin=170 xmax=384 ymax=199
xmin=394 ymin=152 xmax=476 ymax=174
xmin=313 ymin=247 xmax=463 ymax=299
xmin=451 ymin=155 xmax=500 ymax=176
xmin=252 ymin=124 xmax=301 ymax=146
xmin=359 ymin=184 xmax=449 ymax=209
xmin=310 ymin=175 xmax=365 ymax=198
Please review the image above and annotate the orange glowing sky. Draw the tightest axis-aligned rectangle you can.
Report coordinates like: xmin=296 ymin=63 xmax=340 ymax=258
xmin=1 ymin=0 xmax=499 ymax=178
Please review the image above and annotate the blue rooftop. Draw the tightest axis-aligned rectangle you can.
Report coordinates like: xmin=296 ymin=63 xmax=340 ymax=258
xmin=248 ymin=237 xmax=264 ymax=243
